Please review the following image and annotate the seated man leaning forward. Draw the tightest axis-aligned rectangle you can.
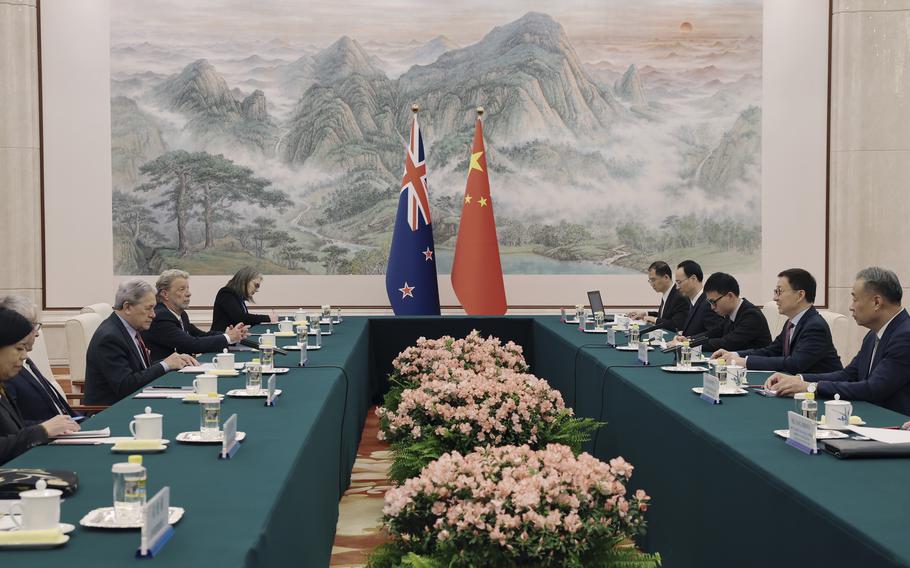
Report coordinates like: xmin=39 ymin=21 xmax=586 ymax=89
xmin=142 ymin=269 xmax=249 ymax=362
xmin=698 ymin=272 xmax=771 ymax=353
xmin=84 ymin=279 xmax=198 ymax=406
xmin=712 ymin=268 xmax=842 ymax=374
xmin=765 ymin=267 xmax=910 ymax=416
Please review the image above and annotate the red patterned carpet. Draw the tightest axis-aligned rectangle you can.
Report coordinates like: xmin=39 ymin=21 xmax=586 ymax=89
xmin=330 ymin=407 xmax=392 ymax=567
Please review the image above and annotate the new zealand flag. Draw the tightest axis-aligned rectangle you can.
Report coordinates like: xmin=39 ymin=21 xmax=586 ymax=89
xmin=385 ymin=114 xmax=441 ymax=315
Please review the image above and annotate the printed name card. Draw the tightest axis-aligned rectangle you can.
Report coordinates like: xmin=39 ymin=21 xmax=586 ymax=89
xmin=786 ymin=411 xmax=818 ymax=455
xmin=638 ymin=342 xmax=649 ymax=365
xmin=265 ymin=374 xmax=277 ymax=407
xmin=607 ymin=329 xmax=616 ymax=347
xmin=220 ymin=413 xmax=239 ymax=459
xmin=700 ymin=373 xmax=722 ymax=404
xmin=137 ymin=487 xmax=173 ymax=558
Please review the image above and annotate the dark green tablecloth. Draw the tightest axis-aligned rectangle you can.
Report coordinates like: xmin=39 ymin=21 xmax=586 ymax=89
xmin=6 ymin=316 xmax=910 ymax=567
xmin=2 ymin=317 xmax=370 ymax=568
xmin=532 ymin=317 xmax=910 ymax=568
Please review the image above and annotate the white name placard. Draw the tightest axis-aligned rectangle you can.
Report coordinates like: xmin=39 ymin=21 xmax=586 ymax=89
xmin=138 ymin=487 xmax=173 ymax=557
xmin=786 ymin=411 xmax=818 ymax=454
xmin=700 ymin=373 xmax=721 ymax=404
xmin=607 ymin=329 xmax=616 ymax=347
xmin=266 ymin=374 xmax=277 ymax=407
xmin=221 ymin=413 xmax=239 ymax=459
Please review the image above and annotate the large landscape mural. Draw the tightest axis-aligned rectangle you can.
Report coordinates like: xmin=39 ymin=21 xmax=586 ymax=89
xmin=111 ymin=0 xmax=762 ymax=276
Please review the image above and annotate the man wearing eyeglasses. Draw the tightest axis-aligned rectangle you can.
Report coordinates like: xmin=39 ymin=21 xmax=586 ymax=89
xmin=699 ymin=272 xmax=771 ymax=352
xmin=712 ymin=269 xmax=842 ymax=373
xmin=673 ymin=259 xmax=724 ymax=339
xmin=630 ymin=261 xmax=690 ymax=332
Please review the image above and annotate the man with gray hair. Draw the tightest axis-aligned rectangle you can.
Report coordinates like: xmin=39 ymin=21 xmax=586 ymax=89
xmin=84 ymin=278 xmax=198 ymax=405
xmin=765 ymin=267 xmax=910 ymax=415
xmin=143 ymin=269 xmax=249 ymax=361
xmin=0 ymin=295 xmax=79 ymax=424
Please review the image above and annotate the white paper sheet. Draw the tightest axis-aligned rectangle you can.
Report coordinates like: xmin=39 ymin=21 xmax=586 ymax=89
xmin=847 ymin=426 xmax=910 ymax=444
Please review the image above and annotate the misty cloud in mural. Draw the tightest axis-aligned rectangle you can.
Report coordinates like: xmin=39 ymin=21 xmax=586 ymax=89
xmin=110 ymin=1 xmax=762 ymax=277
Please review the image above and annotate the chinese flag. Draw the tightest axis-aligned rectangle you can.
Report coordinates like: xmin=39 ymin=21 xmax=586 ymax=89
xmin=451 ymin=116 xmax=507 ymax=315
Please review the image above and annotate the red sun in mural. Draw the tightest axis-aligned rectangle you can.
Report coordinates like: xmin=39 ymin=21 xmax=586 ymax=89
xmin=680 ymin=21 xmax=693 ymax=33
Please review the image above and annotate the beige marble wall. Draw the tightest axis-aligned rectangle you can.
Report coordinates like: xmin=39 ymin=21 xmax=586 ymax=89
xmin=0 ymin=0 xmax=42 ymax=305
xmin=830 ymin=0 xmax=910 ymax=356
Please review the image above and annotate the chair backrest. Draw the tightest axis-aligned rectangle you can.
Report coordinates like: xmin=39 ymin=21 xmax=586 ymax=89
xmin=29 ymin=333 xmax=65 ymax=396
xmin=761 ymin=301 xmax=787 ymax=337
xmin=64 ymin=313 xmax=103 ymax=382
xmin=81 ymin=303 xmax=114 ymax=320
xmin=816 ymin=309 xmax=850 ymax=366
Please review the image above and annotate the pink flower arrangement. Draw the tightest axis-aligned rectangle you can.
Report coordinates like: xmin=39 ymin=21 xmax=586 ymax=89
xmin=390 ymin=330 xmax=529 ymax=389
xmin=378 ymin=368 xmax=565 ymax=449
xmin=376 ymin=444 xmax=656 ymax=567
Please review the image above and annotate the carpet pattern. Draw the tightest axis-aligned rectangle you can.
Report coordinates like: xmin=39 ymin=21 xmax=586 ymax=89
xmin=330 ymin=407 xmax=391 ymax=567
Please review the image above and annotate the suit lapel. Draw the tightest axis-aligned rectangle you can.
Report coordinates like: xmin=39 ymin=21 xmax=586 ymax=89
xmin=113 ymin=314 xmax=144 ymax=370
xmin=788 ymin=307 xmax=815 ymax=348
xmin=868 ymin=310 xmax=908 ymax=376
xmin=683 ymin=295 xmax=701 ymax=332
xmin=0 ymin=390 xmax=24 ymax=428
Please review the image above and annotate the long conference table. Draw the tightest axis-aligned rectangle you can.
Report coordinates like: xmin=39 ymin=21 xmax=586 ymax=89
xmin=6 ymin=316 xmax=910 ymax=567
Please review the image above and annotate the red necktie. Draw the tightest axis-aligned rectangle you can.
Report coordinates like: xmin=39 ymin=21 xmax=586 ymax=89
xmin=783 ymin=321 xmax=794 ymax=356
xmin=135 ymin=332 xmax=151 ymax=368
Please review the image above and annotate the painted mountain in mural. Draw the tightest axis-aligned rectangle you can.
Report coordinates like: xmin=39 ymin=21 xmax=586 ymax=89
xmin=110 ymin=7 xmax=763 ymax=276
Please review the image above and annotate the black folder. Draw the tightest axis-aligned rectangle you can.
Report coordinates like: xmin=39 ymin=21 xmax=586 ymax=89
xmin=822 ymin=438 xmax=910 ymax=459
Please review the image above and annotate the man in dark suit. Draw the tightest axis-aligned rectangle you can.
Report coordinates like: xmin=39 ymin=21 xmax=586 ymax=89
xmin=0 ymin=295 xmax=79 ymax=424
xmin=84 ymin=279 xmax=198 ymax=406
xmin=712 ymin=268 xmax=842 ymax=374
xmin=630 ymin=261 xmax=689 ymax=332
xmin=143 ymin=270 xmax=249 ymax=362
xmin=673 ymin=260 xmax=724 ymax=339
xmin=0 ymin=308 xmax=80 ymax=465
xmin=700 ymin=272 xmax=771 ymax=352
xmin=767 ymin=267 xmax=910 ymax=415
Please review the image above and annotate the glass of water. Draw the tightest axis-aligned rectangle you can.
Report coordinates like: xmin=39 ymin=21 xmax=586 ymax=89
xmin=199 ymin=396 xmax=221 ymax=440
xmin=629 ymin=325 xmax=640 ymax=347
xmin=594 ymin=312 xmax=604 ymax=329
xmin=716 ymin=363 xmax=728 ymax=387
xmin=246 ymin=361 xmax=263 ymax=394
xmin=296 ymin=323 xmax=307 ymax=346
xmin=261 ymin=345 xmax=274 ymax=371
xmin=680 ymin=344 xmax=692 ymax=367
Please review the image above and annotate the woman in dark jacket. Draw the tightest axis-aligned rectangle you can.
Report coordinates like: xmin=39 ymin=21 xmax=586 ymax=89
xmin=0 ymin=308 xmax=80 ymax=465
xmin=211 ymin=267 xmax=275 ymax=331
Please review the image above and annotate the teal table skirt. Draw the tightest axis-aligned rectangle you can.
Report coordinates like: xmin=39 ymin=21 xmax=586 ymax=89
xmin=6 ymin=316 xmax=910 ymax=567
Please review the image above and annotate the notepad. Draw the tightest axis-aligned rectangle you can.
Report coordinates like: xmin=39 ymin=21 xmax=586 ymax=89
xmin=53 ymin=427 xmax=111 ymax=439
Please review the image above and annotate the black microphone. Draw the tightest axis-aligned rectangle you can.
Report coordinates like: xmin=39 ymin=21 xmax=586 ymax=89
xmin=240 ymin=338 xmax=288 ymax=356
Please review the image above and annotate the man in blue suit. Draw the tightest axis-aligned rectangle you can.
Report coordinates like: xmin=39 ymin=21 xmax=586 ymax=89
xmin=0 ymin=295 xmax=79 ymax=424
xmin=84 ymin=279 xmax=198 ymax=406
xmin=673 ymin=259 xmax=724 ymax=339
xmin=712 ymin=268 xmax=843 ymax=374
xmin=767 ymin=267 xmax=910 ymax=415
xmin=143 ymin=270 xmax=248 ymax=362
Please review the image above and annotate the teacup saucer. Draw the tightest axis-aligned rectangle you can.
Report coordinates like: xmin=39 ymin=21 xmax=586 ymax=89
xmin=0 ymin=531 xmax=68 ymax=548
xmin=181 ymin=393 xmax=225 ymax=403
xmin=79 ymin=507 xmax=184 ymax=529
xmin=0 ymin=518 xmax=75 ymax=534
xmin=226 ymin=389 xmax=282 ymax=398
xmin=175 ymin=431 xmax=246 ymax=444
